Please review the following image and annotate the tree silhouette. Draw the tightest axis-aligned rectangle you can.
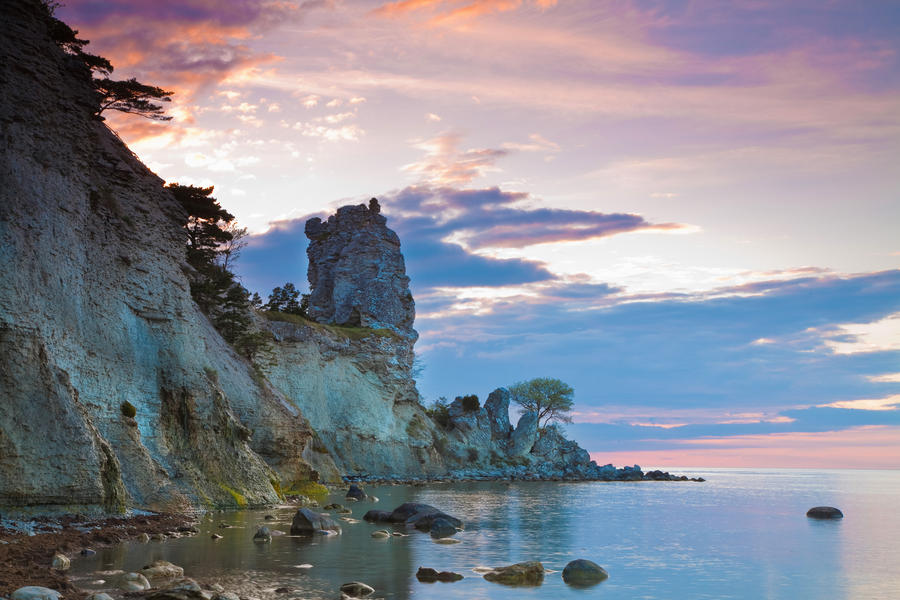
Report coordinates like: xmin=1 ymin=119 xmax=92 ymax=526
xmin=94 ymin=78 xmax=173 ymax=121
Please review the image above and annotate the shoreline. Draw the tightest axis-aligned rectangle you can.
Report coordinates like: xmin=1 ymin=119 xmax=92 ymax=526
xmin=0 ymin=513 xmax=192 ymax=599
xmin=0 ymin=474 xmax=702 ymax=599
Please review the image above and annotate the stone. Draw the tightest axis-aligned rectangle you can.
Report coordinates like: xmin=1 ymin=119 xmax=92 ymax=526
xmin=51 ymin=553 xmax=70 ymax=571
xmin=87 ymin=594 xmax=114 ymax=600
xmin=807 ymin=506 xmax=843 ymax=519
xmin=324 ymin=503 xmax=344 ymax=510
xmin=253 ymin=526 xmax=272 ymax=542
xmin=211 ymin=533 xmax=223 ymax=539
xmin=147 ymin=578 xmax=205 ymax=600
xmin=212 ymin=594 xmax=239 ymax=600
xmin=484 ymin=388 xmax=512 ymax=440
xmin=177 ymin=525 xmax=199 ymax=534
xmin=371 ymin=530 xmax=390 ymax=538
xmin=346 ymin=484 xmax=366 ymax=501
xmin=363 ymin=510 xmax=392 ymax=522
xmin=11 ymin=588 xmax=61 ymax=600
xmin=140 ymin=560 xmax=185 ymax=580
xmin=429 ymin=517 xmax=457 ymax=539
xmin=138 ymin=533 xmax=151 ymax=543
xmin=561 ymin=559 xmax=609 ymax=587
xmin=305 ymin=200 xmax=416 ymax=337
xmin=81 ymin=548 xmax=96 ymax=556
xmin=508 ymin=412 xmax=539 ymax=457
xmin=483 ymin=561 xmax=545 ymax=586
xmin=388 ymin=502 xmax=463 ymax=530
xmin=116 ymin=572 xmax=151 ymax=592
xmin=416 ymin=567 xmax=464 ymax=582
xmin=264 ymin=515 xmax=276 ymax=520
xmin=150 ymin=533 xmax=166 ymax=541
xmin=339 ymin=582 xmax=374 ymax=598
xmin=290 ymin=508 xmax=342 ymax=535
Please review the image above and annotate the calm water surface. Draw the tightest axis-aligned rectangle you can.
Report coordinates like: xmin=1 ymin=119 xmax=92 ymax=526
xmin=71 ymin=469 xmax=900 ymax=599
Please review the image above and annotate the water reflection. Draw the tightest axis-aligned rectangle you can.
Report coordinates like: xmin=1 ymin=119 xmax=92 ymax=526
xmin=69 ymin=471 xmax=900 ymax=600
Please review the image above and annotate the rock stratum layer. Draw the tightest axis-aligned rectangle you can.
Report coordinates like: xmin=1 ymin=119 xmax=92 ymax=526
xmin=0 ymin=0 xmax=337 ymax=514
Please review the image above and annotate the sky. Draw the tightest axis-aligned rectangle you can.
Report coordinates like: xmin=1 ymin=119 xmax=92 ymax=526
xmin=59 ymin=0 xmax=900 ymax=469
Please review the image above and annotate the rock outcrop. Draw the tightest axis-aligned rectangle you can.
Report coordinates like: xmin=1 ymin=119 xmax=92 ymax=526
xmin=305 ymin=199 xmax=416 ymax=338
xmin=0 ymin=0 xmax=337 ymax=514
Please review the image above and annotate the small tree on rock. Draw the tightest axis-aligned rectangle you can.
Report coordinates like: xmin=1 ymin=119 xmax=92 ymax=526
xmin=94 ymin=78 xmax=173 ymax=121
xmin=508 ymin=377 xmax=574 ymax=429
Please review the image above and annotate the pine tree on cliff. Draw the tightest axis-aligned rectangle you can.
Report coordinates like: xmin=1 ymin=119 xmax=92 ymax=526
xmin=39 ymin=1 xmax=173 ymax=121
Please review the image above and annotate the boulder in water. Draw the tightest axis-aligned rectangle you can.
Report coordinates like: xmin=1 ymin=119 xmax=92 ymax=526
xmin=561 ymin=559 xmax=609 ymax=587
xmin=388 ymin=502 xmax=462 ymax=531
xmin=416 ymin=567 xmax=463 ymax=582
xmin=346 ymin=484 xmax=366 ymax=501
xmin=147 ymin=578 xmax=205 ymax=600
xmin=363 ymin=509 xmax=392 ymax=522
xmin=483 ymin=561 xmax=545 ymax=586
xmin=253 ymin=526 xmax=272 ymax=542
xmin=807 ymin=506 xmax=843 ymax=519
xmin=140 ymin=560 xmax=184 ymax=580
xmin=115 ymin=572 xmax=151 ymax=592
xmin=339 ymin=582 xmax=374 ymax=597
xmin=291 ymin=507 xmax=342 ymax=535
xmin=429 ymin=517 xmax=457 ymax=539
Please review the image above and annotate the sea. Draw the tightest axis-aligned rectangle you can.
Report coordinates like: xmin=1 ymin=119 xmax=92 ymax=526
xmin=70 ymin=468 xmax=900 ymax=599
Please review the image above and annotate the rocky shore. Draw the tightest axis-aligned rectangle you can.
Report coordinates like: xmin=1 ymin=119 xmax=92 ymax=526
xmin=345 ymin=465 xmax=704 ymax=484
xmin=0 ymin=514 xmax=191 ymax=599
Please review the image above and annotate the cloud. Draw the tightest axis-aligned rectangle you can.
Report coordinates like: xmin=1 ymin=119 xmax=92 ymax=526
xmin=385 ymin=184 xmax=685 ymax=251
xmin=820 ymin=312 xmax=900 ymax=355
xmin=402 ymin=133 xmax=509 ymax=185
xmin=374 ymin=0 xmax=558 ymax=24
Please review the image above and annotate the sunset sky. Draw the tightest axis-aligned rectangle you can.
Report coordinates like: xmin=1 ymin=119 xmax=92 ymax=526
xmin=60 ymin=0 xmax=900 ymax=469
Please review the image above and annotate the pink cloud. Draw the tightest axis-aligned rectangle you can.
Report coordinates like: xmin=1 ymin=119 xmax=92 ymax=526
xmin=592 ymin=426 xmax=900 ymax=469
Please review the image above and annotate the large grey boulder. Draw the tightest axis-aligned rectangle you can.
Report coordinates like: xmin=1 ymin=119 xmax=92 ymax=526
xmin=290 ymin=508 xmax=342 ymax=535
xmin=562 ymin=559 xmax=609 ymax=587
xmin=305 ymin=199 xmax=416 ymax=337
xmin=388 ymin=502 xmax=463 ymax=530
xmin=484 ymin=388 xmax=512 ymax=440
xmin=508 ymin=412 xmax=539 ymax=457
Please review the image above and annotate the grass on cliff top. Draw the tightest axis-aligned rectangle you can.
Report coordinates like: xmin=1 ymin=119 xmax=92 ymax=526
xmin=260 ymin=310 xmax=399 ymax=341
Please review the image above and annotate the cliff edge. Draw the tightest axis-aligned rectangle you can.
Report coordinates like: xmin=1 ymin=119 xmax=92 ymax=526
xmin=0 ymin=0 xmax=338 ymax=515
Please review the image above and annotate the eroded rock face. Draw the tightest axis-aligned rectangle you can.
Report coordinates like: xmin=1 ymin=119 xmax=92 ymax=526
xmin=0 ymin=0 xmax=336 ymax=514
xmin=508 ymin=412 xmax=540 ymax=457
xmin=305 ymin=199 xmax=416 ymax=338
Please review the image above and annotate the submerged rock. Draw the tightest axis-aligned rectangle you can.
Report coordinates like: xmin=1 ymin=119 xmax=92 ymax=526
xmin=416 ymin=567 xmax=464 ymax=582
xmin=562 ymin=559 xmax=609 ymax=587
xmin=429 ymin=517 xmax=457 ymax=539
xmin=346 ymin=484 xmax=367 ymax=501
xmin=483 ymin=561 xmax=545 ymax=586
xmin=363 ymin=509 xmax=392 ymax=522
xmin=253 ymin=526 xmax=273 ymax=542
xmin=148 ymin=578 xmax=205 ymax=600
xmin=807 ymin=506 xmax=843 ymax=519
xmin=87 ymin=594 xmax=114 ymax=600
xmin=371 ymin=529 xmax=390 ymax=538
xmin=140 ymin=560 xmax=184 ymax=580
xmin=115 ymin=572 xmax=151 ymax=592
xmin=388 ymin=502 xmax=463 ymax=531
xmin=290 ymin=508 xmax=342 ymax=535
xmin=339 ymin=582 xmax=374 ymax=598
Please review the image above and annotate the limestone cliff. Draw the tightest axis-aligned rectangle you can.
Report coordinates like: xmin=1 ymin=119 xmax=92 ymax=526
xmin=305 ymin=199 xmax=416 ymax=338
xmin=0 ymin=0 xmax=338 ymax=515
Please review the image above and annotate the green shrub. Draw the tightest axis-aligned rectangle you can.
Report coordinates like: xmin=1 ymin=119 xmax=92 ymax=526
xmin=120 ymin=401 xmax=136 ymax=418
xmin=459 ymin=394 xmax=480 ymax=412
xmin=426 ymin=397 xmax=451 ymax=429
